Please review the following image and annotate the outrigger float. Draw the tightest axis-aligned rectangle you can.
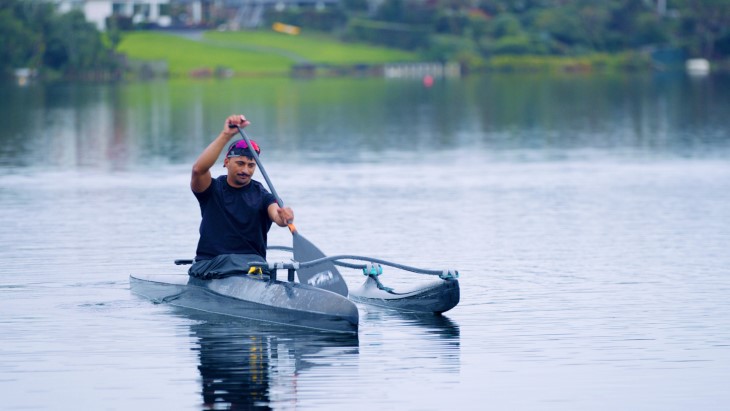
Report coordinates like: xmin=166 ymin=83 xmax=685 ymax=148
xmin=130 ymin=124 xmax=459 ymax=333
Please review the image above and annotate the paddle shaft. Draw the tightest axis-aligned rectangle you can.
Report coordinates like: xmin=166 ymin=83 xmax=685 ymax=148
xmin=228 ymin=125 xmax=349 ymax=296
xmin=232 ymin=125 xmax=285 ymax=209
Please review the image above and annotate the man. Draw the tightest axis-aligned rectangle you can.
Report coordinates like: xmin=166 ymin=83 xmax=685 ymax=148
xmin=188 ymin=114 xmax=294 ymax=279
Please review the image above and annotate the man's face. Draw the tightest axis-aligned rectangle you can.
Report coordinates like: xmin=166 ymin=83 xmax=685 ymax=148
xmin=224 ymin=156 xmax=257 ymax=187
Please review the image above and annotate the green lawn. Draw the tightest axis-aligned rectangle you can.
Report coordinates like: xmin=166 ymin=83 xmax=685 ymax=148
xmin=118 ymin=32 xmax=294 ymax=76
xmin=118 ymin=30 xmax=420 ymax=77
xmin=202 ymin=30 xmax=419 ymax=64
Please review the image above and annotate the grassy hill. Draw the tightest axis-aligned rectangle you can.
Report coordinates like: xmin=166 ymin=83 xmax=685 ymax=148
xmin=117 ymin=30 xmax=420 ymax=77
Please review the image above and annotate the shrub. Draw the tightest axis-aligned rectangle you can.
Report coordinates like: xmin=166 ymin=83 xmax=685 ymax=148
xmin=344 ymin=19 xmax=430 ymax=50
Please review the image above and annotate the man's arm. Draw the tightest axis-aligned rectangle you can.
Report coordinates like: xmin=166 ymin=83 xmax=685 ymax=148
xmin=268 ymin=203 xmax=294 ymax=227
xmin=191 ymin=114 xmax=250 ymax=193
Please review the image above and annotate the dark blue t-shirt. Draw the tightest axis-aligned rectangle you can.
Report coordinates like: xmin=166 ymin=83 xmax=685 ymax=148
xmin=194 ymin=175 xmax=277 ymax=261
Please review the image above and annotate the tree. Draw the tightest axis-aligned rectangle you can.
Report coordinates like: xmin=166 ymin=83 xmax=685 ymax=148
xmin=0 ymin=7 xmax=39 ymax=73
xmin=0 ymin=0 xmax=117 ymax=78
xmin=679 ymin=0 xmax=730 ymax=58
xmin=44 ymin=10 xmax=114 ymax=72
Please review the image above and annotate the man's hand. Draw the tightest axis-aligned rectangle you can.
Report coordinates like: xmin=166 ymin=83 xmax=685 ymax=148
xmin=192 ymin=114 xmax=252 ymax=193
xmin=276 ymin=206 xmax=294 ymax=226
xmin=223 ymin=114 xmax=250 ymax=138
xmin=276 ymin=207 xmax=294 ymax=225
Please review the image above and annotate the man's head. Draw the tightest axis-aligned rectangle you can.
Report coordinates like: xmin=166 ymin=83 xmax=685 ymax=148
xmin=223 ymin=139 xmax=260 ymax=187
xmin=225 ymin=139 xmax=260 ymax=160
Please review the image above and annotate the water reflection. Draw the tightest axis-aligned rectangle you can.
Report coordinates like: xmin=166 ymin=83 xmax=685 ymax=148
xmin=1 ymin=73 xmax=728 ymax=171
xmin=362 ymin=308 xmax=461 ymax=339
xmin=409 ymin=313 xmax=461 ymax=340
xmin=177 ymin=310 xmax=359 ymax=410
xmin=360 ymin=308 xmax=461 ymax=374
xmin=168 ymin=305 xmax=462 ymax=409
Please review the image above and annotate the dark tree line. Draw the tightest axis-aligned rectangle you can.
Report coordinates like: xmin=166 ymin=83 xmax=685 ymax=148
xmin=0 ymin=0 xmax=118 ymax=79
xmin=2 ymin=0 xmax=730 ymax=79
xmin=270 ymin=0 xmax=730 ymax=61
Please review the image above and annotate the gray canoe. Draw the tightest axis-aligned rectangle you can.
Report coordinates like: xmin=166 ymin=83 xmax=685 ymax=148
xmin=129 ymin=274 xmax=359 ymax=333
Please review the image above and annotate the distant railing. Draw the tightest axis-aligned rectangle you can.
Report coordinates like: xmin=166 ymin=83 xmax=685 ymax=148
xmin=291 ymin=62 xmax=462 ymax=78
xmin=383 ymin=62 xmax=461 ymax=78
xmin=224 ymin=0 xmax=339 ymax=4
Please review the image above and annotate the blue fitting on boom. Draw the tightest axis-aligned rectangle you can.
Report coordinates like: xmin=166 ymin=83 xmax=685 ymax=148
xmin=439 ymin=269 xmax=459 ymax=280
xmin=363 ymin=262 xmax=383 ymax=276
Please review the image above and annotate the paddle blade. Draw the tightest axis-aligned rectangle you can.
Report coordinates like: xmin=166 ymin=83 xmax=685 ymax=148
xmin=293 ymin=232 xmax=349 ymax=297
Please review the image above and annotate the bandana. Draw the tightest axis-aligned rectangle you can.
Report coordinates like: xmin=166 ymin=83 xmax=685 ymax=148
xmin=226 ymin=139 xmax=260 ymax=158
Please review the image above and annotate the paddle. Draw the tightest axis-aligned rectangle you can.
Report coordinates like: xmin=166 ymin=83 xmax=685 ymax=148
xmin=231 ymin=125 xmax=349 ymax=297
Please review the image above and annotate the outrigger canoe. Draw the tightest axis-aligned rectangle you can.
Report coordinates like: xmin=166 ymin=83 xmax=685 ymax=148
xmin=130 ymin=247 xmax=459 ymax=333
xmin=134 ymin=126 xmax=459 ymax=332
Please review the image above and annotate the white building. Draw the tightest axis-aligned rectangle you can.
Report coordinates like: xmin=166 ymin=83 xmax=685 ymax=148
xmin=56 ymin=0 xmax=172 ymax=30
xmin=56 ymin=0 xmax=341 ymax=31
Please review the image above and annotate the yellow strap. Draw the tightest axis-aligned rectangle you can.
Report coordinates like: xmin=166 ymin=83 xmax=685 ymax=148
xmin=248 ymin=266 xmax=263 ymax=275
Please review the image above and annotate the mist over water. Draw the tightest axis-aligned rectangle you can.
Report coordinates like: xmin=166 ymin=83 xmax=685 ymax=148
xmin=1 ymin=73 xmax=729 ymax=410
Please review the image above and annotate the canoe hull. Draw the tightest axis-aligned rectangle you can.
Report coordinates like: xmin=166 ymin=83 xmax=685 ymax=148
xmin=348 ymin=277 xmax=460 ymax=314
xmin=130 ymin=274 xmax=359 ymax=333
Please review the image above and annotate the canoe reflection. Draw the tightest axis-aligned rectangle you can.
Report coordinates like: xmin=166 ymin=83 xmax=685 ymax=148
xmin=176 ymin=310 xmax=359 ymax=410
xmin=406 ymin=313 xmax=461 ymax=339
xmin=359 ymin=308 xmax=460 ymax=373
xmin=361 ymin=308 xmax=461 ymax=340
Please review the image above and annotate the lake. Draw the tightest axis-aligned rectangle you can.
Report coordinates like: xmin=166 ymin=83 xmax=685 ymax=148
xmin=1 ymin=72 xmax=729 ymax=410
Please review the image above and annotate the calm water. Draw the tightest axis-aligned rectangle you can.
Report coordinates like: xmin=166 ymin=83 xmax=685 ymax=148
xmin=1 ymin=73 xmax=729 ymax=410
